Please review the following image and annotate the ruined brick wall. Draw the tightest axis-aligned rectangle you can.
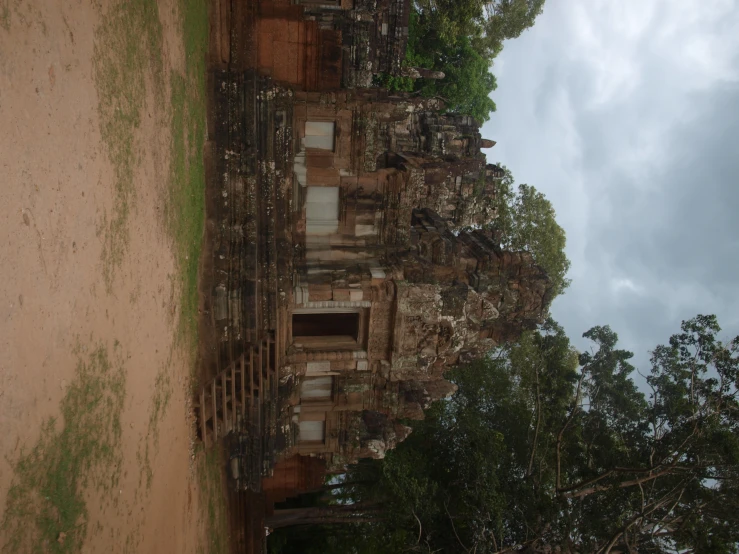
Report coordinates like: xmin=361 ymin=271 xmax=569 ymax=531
xmin=250 ymin=0 xmax=411 ymax=91
xmin=262 ymin=455 xmax=327 ymax=508
xmin=342 ymin=0 xmax=411 ymax=87
xmin=255 ymin=14 xmax=342 ymax=91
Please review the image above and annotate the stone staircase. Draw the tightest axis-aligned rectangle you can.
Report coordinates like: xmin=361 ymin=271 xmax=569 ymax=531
xmin=196 ymin=337 xmax=279 ymax=492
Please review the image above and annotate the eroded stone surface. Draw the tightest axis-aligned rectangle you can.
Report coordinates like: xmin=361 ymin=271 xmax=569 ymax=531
xmin=208 ymin=0 xmax=554 ymax=481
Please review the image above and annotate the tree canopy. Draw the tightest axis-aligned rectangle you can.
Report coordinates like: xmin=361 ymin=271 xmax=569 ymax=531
xmin=491 ymin=165 xmax=571 ymax=299
xmin=415 ymin=0 xmax=546 ymax=59
xmin=413 ymin=36 xmax=498 ymax=124
xmin=269 ymin=315 xmax=739 ymax=553
xmin=381 ymin=1 xmax=547 ymax=123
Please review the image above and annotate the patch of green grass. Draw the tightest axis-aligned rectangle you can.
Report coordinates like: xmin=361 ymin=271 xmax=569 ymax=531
xmin=148 ymin=364 xmax=173 ymax=443
xmin=168 ymin=74 xmax=205 ymax=349
xmin=1 ymin=0 xmax=10 ymax=31
xmin=94 ymin=0 xmax=208 ymax=343
xmin=135 ymin=356 xmax=173 ymax=492
xmin=196 ymin=447 xmax=229 ymax=554
xmin=1 ymin=343 xmax=127 ymax=554
xmin=93 ymin=0 xmax=164 ymax=291
xmin=167 ymin=4 xmax=232 ymax=551
xmin=167 ymin=0 xmax=208 ymax=352
xmin=181 ymin=0 xmax=209 ymax=79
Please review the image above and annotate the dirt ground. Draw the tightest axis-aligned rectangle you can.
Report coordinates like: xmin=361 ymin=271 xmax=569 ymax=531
xmin=0 ymin=1 xmax=223 ymax=552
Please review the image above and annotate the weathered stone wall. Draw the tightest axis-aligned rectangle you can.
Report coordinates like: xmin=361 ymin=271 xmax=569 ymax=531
xmin=341 ymin=0 xmax=411 ymax=87
xmin=385 ymin=208 xmax=551 ymax=381
xmin=206 ymin=0 xmax=555 ymax=484
xmin=244 ymin=0 xmax=412 ymax=91
xmin=281 ymin=204 xmax=551 ymax=467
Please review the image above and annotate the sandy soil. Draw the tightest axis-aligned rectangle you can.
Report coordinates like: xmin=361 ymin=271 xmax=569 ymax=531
xmin=0 ymin=1 xmax=204 ymax=552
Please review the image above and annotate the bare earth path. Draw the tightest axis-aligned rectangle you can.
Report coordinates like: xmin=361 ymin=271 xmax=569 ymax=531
xmin=0 ymin=1 xmax=223 ymax=552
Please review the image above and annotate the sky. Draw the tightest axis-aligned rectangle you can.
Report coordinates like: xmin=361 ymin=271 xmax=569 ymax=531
xmin=481 ymin=0 xmax=739 ymax=370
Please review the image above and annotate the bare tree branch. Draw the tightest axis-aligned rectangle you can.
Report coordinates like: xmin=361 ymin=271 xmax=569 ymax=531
xmin=412 ymin=509 xmax=423 ymax=545
xmin=444 ymin=500 xmax=470 ymax=553
xmin=527 ymin=363 xmax=543 ymax=477
xmin=557 ymin=371 xmax=585 ymax=491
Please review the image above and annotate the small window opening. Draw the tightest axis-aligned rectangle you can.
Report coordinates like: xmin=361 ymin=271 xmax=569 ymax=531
xmin=305 ymin=186 xmax=339 ymax=235
xmin=300 ymin=376 xmax=333 ymax=401
xmin=298 ymin=420 xmax=325 ymax=443
xmin=304 ymin=121 xmax=335 ymax=150
xmin=292 ymin=312 xmax=359 ymax=340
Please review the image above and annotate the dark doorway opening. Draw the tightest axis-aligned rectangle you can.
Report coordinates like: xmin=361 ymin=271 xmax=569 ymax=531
xmin=292 ymin=312 xmax=359 ymax=340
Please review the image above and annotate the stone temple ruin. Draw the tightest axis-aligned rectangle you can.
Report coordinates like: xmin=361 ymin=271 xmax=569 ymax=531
xmin=198 ymin=0 xmax=553 ymax=515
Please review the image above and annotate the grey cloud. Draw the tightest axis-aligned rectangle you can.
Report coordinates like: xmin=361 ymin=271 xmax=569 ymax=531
xmin=481 ymin=0 xmax=739 ymax=371
xmin=594 ymin=85 xmax=739 ymax=287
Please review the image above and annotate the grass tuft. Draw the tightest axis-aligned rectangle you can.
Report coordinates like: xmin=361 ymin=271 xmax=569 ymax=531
xmin=135 ymin=355 xmax=174 ymax=492
xmin=93 ymin=0 xmax=164 ymax=291
xmin=1 ymin=1 xmax=9 ymax=31
xmin=197 ymin=446 xmax=229 ymax=554
xmin=1 ymin=344 xmax=127 ymax=554
xmin=167 ymin=0 xmax=208 ymax=357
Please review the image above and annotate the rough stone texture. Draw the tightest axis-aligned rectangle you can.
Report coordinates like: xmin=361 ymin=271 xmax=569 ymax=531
xmin=248 ymin=0 xmax=410 ymax=91
xmin=207 ymin=0 xmax=554 ymax=481
xmin=284 ymin=96 xmax=552 ymax=467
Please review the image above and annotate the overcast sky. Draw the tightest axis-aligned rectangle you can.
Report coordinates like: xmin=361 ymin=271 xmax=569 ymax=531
xmin=482 ymin=0 xmax=739 ymax=370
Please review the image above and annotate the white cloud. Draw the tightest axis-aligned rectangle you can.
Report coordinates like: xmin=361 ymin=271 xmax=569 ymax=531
xmin=610 ymin=277 xmax=645 ymax=296
xmin=565 ymin=1 xmax=652 ymax=108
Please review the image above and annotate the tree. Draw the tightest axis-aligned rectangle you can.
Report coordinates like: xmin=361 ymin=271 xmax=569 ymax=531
xmin=548 ymin=315 xmax=739 ymax=553
xmin=414 ymin=0 xmax=546 ymax=60
xmin=380 ymin=1 xmax=547 ymax=123
xmin=380 ymin=35 xmax=497 ymax=123
xmin=269 ymin=315 xmax=739 ymax=553
xmin=491 ymin=166 xmax=571 ymax=299
xmin=483 ymin=0 xmax=547 ymax=44
xmin=414 ymin=37 xmax=498 ymax=123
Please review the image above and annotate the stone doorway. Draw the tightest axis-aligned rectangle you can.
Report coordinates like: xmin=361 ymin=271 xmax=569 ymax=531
xmin=292 ymin=312 xmax=359 ymax=339
xmin=290 ymin=309 xmax=366 ymax=351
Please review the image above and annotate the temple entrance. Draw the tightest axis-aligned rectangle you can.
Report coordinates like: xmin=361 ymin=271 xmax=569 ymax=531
xmin=291 ymin=311 xmax=362 ymax=350
xmin=292 ymin=312 xmax=359 ymax=339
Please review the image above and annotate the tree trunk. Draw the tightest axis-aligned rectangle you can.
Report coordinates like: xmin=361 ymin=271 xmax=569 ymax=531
xmin=265 ymin=503 xmax=382 ymax=529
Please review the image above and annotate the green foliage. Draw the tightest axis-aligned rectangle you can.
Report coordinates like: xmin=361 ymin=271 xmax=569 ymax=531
xmin=492 ymin=165 xmax=571 ymax=299
xmin=1 ymin=344 xmax=127 ymax=554
xmin=376 ymin=73 xmax=415 ymax=93
xmin=482 ymin=0 xmax=547 ymax=49
xmin=397 ymin=6 xmax=498 ymax=122
xmin=396 ymin=0 xmax=546 ymax=122
xmin=415 ymin=0 xmax=545 ymax=58
xmin=168 ymin=0 xmax=208 ymax=352
xmin=414 ymin=37 xmax=498 ymax=123
xmin=270 ymin=315 xmax=739 ymax=553
xmin=93 ymin=0 xmax=165 ymax=291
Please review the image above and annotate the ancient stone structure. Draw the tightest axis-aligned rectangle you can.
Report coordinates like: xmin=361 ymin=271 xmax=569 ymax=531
xmin=202 ymin=0 xmax=554 ymax=490
xmin=277 ymin=90 xmax=552 ymax=466
xmin=250 ymin=0 xmax=411 ymax=90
